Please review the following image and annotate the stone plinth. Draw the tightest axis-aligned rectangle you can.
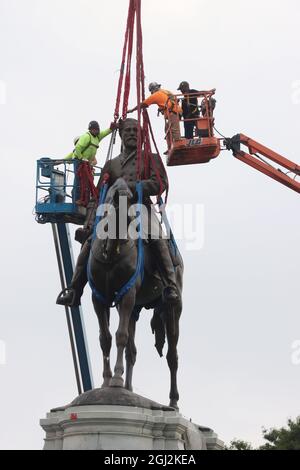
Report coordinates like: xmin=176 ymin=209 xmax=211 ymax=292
xmin=40 ymin=388 xmax=223 ymax=450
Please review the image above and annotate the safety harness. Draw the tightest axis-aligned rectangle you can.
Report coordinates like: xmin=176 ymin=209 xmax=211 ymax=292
xmin=73 ymin=132 xmax=100 ymax=207
xmin=73 ymin=132 xmax=100 ymax=158
xmin=159 ymin=89 xmax=177 ymax=115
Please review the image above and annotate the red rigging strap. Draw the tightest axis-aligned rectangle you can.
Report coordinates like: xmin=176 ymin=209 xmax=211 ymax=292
xmin=76 ymin=162 xmax=99 ymax=207
xmin=135 ymin=0 xmax=143 ymax=180
xmin=123 ymin=6 xmax=135 ymax=120
xmin=144 ymin=109 xmax=169 ymax=201
xmin=134 ymin=0 xmax=168 ymax=196
xmin=114 ymin=0 xmax=169 ymax=198
xmin=114 ymin=0 xmax=135 ymax=122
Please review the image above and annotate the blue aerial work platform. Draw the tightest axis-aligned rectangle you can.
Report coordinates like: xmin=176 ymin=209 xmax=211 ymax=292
xmin=36 ymin=158 xmax=95 ymax=394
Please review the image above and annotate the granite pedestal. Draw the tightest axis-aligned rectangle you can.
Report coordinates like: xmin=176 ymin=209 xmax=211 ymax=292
xmin=40 ymin=388 xmax=223 ymax=450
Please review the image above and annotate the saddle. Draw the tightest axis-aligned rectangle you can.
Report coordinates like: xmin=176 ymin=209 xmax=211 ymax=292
xmin=142 ymin=238 xmax=180 ymax=279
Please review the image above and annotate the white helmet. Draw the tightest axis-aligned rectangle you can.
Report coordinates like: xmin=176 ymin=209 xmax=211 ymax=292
xmin=148 ymin=82 xmax=161 ymax=93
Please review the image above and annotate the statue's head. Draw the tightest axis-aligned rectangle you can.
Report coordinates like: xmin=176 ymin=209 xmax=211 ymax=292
xmin=119 ymin=118 xmax=140 ymax=151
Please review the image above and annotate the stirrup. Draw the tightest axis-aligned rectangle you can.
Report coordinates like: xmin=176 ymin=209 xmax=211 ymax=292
xmin=56 ymin=287 xmax=76 ymax=306
xmin=163 ymin=286 xmax=179 ymax=304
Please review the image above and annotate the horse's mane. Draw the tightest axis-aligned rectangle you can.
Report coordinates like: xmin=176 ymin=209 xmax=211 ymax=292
xmin=104 ymin=177 xmax=132 ymax=205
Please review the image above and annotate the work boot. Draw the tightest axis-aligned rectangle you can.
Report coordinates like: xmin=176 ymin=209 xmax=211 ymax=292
xmin=56 ymin=287 xmax=81 ymax=307
xmin=149 ymin=239 xmax=179 ymax=304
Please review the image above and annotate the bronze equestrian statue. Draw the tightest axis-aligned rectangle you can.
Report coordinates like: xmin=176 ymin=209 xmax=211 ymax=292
xmin=57 ymin=118 xmax=183 ymax=408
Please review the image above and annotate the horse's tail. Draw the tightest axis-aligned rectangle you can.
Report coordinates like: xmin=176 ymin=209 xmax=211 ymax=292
xmin=151 ymin=307 xmax=165 ymax=357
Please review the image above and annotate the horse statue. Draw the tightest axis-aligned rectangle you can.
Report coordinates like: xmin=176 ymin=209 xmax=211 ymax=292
xmin=88 ymin=159 xmax=183 ymax=409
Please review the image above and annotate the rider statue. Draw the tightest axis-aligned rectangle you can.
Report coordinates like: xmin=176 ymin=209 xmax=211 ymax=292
xmin=57 ymin=118 xmax=179 ymax=308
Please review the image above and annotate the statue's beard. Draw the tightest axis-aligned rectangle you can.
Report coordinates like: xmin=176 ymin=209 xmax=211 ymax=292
xmin=124 ymin=138 xmax=137 ymax=150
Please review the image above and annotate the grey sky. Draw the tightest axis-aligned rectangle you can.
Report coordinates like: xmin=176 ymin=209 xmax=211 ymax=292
xmin=0 ymin=0 xmax=300 ymax=449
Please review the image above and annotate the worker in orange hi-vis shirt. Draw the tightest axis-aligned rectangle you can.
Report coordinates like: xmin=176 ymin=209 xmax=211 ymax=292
xmin=127 ymin=82 xmax=182 ymax=151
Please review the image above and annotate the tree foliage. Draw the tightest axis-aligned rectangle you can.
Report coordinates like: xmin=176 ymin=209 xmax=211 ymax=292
xmin=259 ymin=417 xmax=300 ymax=450
xmin=227 ymin=439 xmax=253 ymax=450
xmin=227 ymin=417 xmax=300 ymax=450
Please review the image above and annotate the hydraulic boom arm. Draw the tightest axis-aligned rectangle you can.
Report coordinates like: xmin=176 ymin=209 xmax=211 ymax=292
xmin=224 ymin=133 xmax=300 ymax=194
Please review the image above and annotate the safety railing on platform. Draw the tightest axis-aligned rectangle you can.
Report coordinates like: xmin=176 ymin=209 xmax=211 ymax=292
xmin=35 ymin=158 xmax=101 ymax=224
xmin=164 ymin=89 xmax=217 ymax=146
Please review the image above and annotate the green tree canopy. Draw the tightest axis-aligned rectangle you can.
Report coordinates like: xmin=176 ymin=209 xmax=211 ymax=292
xmin=259 ymin=417 xmax=300 ymax=450
xmin=227 ymin=439 xmax=253 ymax=450
xmin=227 ymin=417 xmax=300 ymax=450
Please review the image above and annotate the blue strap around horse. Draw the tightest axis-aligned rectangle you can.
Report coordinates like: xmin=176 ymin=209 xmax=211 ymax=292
xmin=87 ymin=181 xmax=144 ymax=307
xmin=159 ymin=197 xmax=179 ymax=258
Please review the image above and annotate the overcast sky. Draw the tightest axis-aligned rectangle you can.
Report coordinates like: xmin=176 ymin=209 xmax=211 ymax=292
xmin=0 ymin=0 xmax=300 ymax=450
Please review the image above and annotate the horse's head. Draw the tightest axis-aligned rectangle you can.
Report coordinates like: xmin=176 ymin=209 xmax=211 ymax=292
xmin=92 ymin=178 xmax=134 ymax=263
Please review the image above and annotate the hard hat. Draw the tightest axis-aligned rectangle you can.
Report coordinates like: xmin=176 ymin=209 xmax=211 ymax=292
xmin=73 ymin=136 xmax=80 ymax=146
xmin=177 ymin=81 xmax=190 ymax=91
xmin=88 ymin=120 xmax=100 ymax=131
xmin=148 ymin=82 xmax=161 ymax=93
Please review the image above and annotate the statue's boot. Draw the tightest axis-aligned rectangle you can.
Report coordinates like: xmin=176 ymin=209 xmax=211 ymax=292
xmin=56 ymin=238 xmax=90 ymax=307
xmin=84 ymin=199 xmax=97 ymax=231
xmin=56 ymin=287 xmax=79 ymax=307
xmin=56 ymin=201 xmax=97 ymax=307
xmin=149 ymin=239 xmax=179 ymax=304
xmin=75 ymin=200 xmax=97 ymax=244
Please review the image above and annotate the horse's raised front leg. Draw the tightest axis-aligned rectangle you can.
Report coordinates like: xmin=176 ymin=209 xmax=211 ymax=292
xmin=111 ymin=290 xmax=136 ymax=388
xmin=92 ymin=296 xmax=112 ymax=388
xmin=165 ymin=303 xmax=180 ymax=409
xmin=125 ymin=312 xmax=138 ymax=392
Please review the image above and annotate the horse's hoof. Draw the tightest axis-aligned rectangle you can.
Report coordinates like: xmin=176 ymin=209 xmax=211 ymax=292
xmin=169 ymin=400 xmax=179 ymax=410
xmin=101 ymin=380 xmax=111 ymax=389
xmin=110 ymin=377 xmax=124 ymax=388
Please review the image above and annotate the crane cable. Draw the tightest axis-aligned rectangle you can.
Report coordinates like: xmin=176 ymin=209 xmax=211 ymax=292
xmin=112 ymin=0 xmax=168 ymax=201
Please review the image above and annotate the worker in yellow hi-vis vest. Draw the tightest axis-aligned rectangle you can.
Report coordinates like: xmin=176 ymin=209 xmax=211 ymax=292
xmin=66 ymin=120 xmax=117 ymax=206
xmin=66 ymin=120 xmax=117 ymax=166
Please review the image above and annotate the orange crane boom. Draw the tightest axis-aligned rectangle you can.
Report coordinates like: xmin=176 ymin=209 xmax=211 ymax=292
xmin=224 ymin=133 xmax=300 ymax=194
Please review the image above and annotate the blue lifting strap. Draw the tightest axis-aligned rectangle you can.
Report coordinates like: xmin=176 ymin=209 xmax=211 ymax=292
xmin=92 ymin=183 xmax=109 ymax=241
xmin=87 ymin=181 xmax=144 ymax=307
xmin=159 ymin=197 xmax=179 ymax=258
